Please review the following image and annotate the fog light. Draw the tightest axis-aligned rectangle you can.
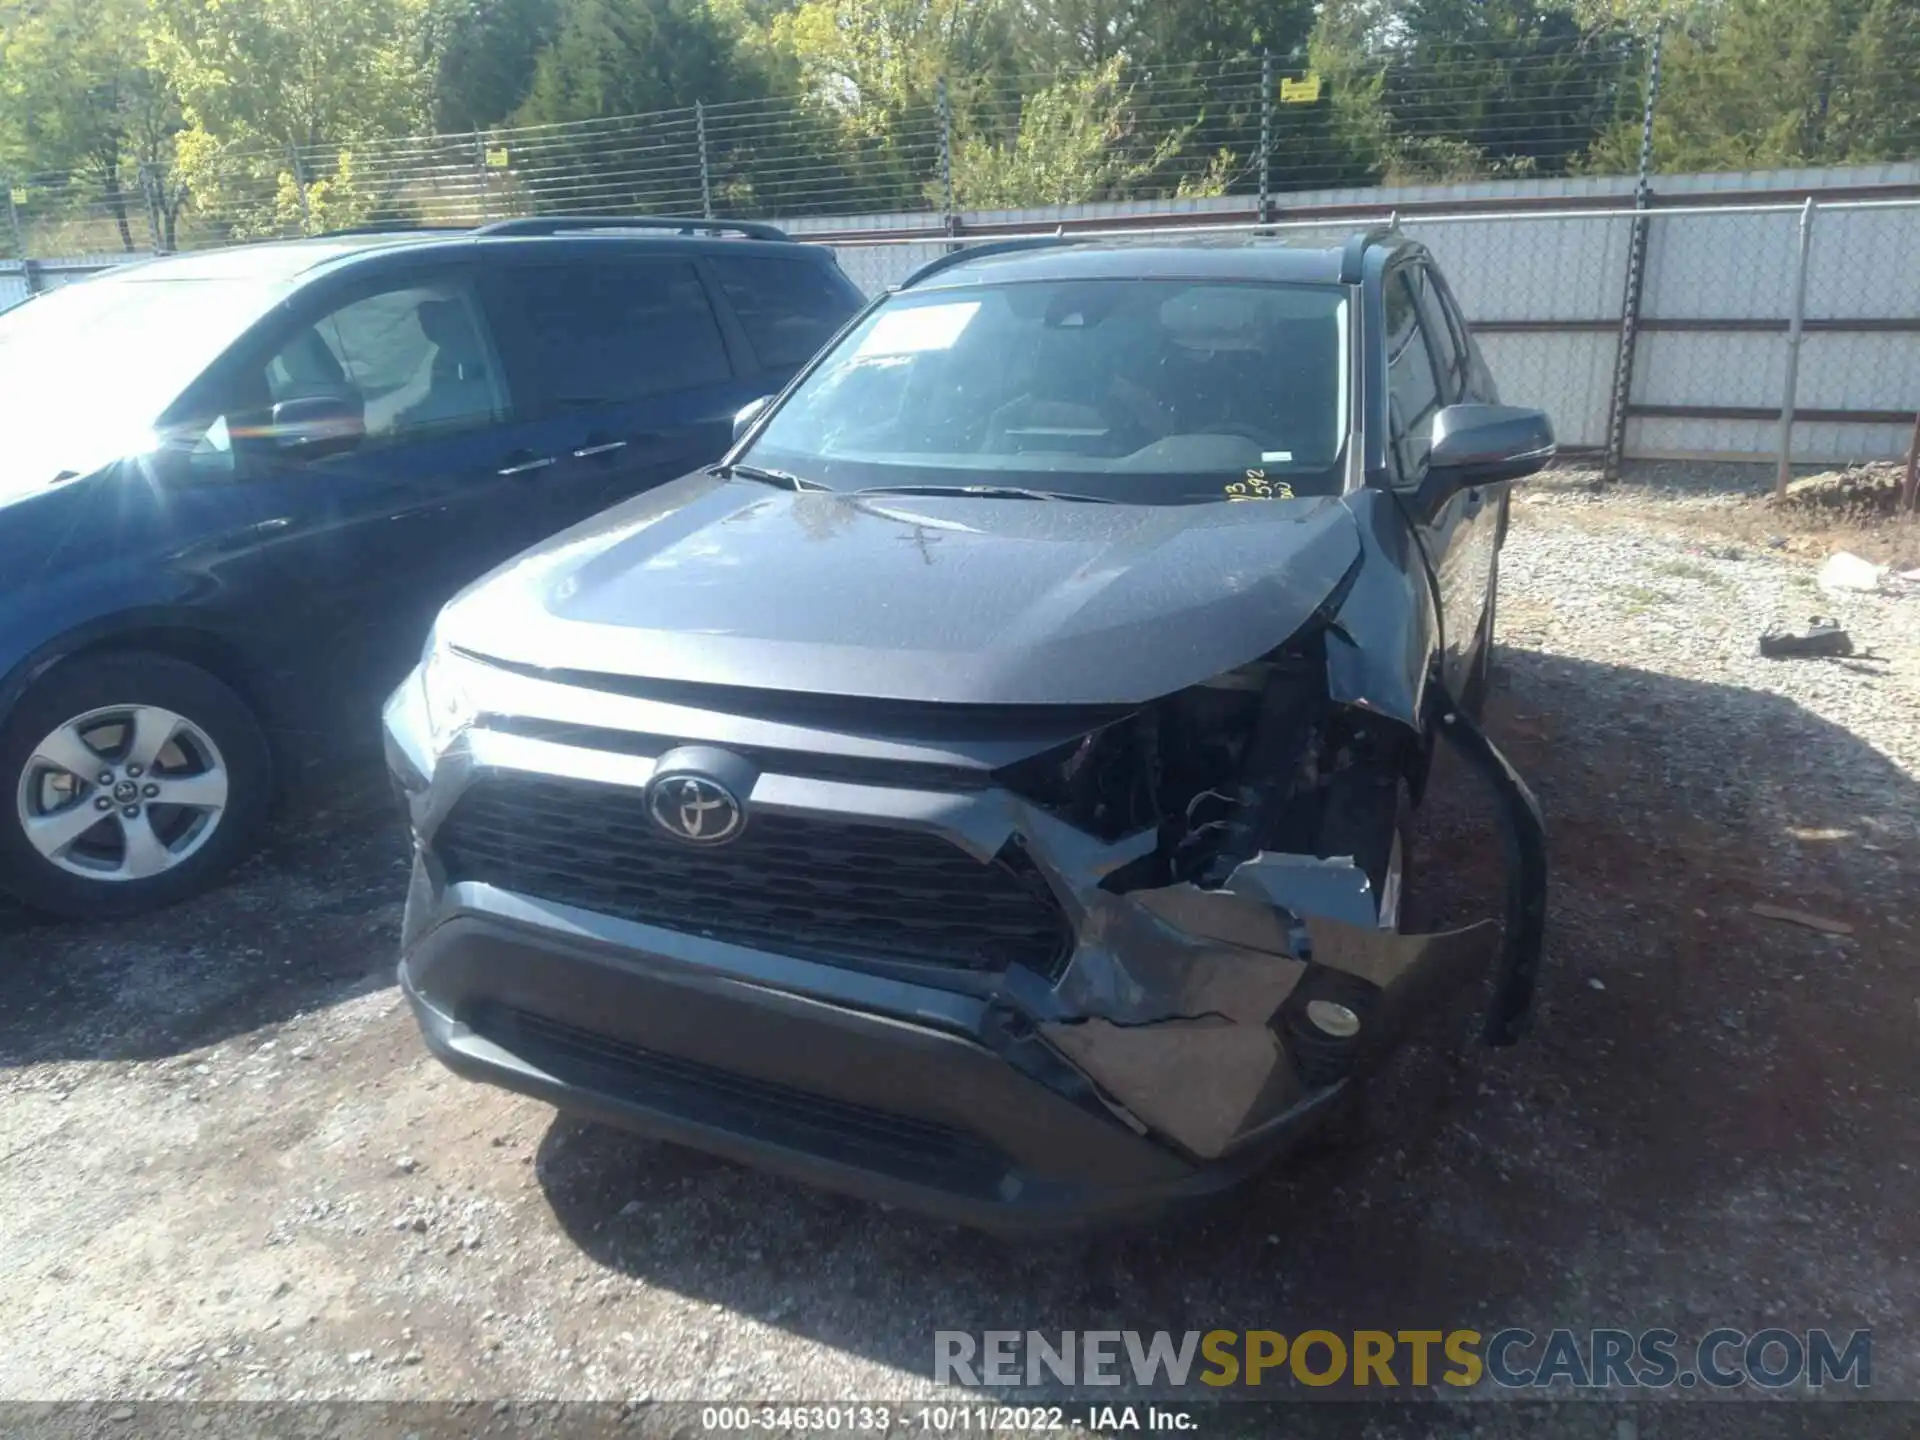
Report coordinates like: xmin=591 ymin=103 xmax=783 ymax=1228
xmin=1304 ymin=999 xmax=1362 ymax=1039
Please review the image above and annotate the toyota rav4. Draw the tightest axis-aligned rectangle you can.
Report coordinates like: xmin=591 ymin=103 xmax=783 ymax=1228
xmin=384 ymin=228 xmax=1554 ymax=1229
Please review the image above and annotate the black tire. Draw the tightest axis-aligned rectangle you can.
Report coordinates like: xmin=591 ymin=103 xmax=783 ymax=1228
xmin=0 ymin=653 xmax=273 ymax=919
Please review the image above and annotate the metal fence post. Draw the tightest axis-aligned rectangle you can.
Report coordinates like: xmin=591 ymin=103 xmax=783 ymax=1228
xmin=3 ymin=178 xmax=37 ymax=293
xmin=937 ymin=75 xmax=956 ymax=245
xmin=473 ymin=135 xmax=494 ymax=223
xmin=696 ymin=102 xmax=714 ymax=220
xmin=3 ymin=174 xmax=22 ymax=258
xmin=1602 ymin=23 xmax=1663 ymax=483
xmin=1258 ymin=52 xmax=1273 ymax=225
xmin=139 ymin=164 xmax=165 ymax=253
xmin=1774 ymin=197 xmax=1817 ymax=496
xmin=1901 ymin=412 xmax=1919 ymax=515
xmin=286 ymin=143 xmax=312 ymax=234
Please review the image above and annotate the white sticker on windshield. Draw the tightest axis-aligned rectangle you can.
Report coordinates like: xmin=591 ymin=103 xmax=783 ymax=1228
xmin=855 ymin=301 xmax=981 ymax=357
xmin=1261 ymin=450 xmax=1294 ymax=463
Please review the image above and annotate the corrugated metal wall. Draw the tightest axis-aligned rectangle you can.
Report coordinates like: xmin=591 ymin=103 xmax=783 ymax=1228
xmin=789 ymin=162 xmax=1920 ymax=465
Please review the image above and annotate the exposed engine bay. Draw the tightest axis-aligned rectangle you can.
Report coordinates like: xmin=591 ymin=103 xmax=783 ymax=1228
xmin=998 ymin=625 xmax=1406 ymax=901
xmin=984 ymin=617 xmax=1543 ymax=1164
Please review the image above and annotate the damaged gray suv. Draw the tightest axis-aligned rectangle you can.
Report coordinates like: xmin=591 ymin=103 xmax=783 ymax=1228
xmin=384 ymin=228 xmax=1554 ymax=1228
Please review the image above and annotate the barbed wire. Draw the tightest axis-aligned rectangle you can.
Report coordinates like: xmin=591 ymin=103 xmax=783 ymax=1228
xmin=5 ymin=44 xmax=1917 ymax=260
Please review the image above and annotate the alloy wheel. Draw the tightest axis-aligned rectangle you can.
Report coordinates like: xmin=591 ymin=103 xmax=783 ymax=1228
xmin=14 ymin=704 xmax=230 ymax=883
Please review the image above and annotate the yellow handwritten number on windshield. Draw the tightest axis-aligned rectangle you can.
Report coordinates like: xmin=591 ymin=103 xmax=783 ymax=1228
xmin=1225 ymin=468 xmax=1294 ymax=502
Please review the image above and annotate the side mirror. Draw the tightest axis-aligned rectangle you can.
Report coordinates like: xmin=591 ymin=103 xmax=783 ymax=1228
xmin=1417 ymin=403 xmax=1555 ymax=516
xmin=269 ymin=393 xmax=365 ymax=459
xmin=732 ymin=394 xmax=773 ymax=444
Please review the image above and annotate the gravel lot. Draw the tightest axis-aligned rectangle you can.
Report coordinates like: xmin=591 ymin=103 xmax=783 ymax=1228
xmin=2 ymin=468 xmax=1916 ymax=1429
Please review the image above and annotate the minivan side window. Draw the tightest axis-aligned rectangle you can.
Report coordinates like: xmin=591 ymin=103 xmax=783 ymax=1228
xmin=1385 ymin=268 xmax=1441 ymax=480
xmin=707 ymin=255 xmax=857 ymax=370
xmin=485 ymin=260 xmax=732 ymax=418
xmin=184 ymin=276 xmax=505 ymax=476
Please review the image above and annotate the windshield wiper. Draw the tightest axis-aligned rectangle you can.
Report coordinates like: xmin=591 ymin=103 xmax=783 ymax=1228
xmin=855 ymin=483 xmax=1116 ymax=504
xmin=712 ymin=461 xmax=831 ymax=492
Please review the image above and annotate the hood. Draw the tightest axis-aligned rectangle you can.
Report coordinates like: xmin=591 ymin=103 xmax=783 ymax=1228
xmin=444 ymin=474 xmax=1364 ymax=706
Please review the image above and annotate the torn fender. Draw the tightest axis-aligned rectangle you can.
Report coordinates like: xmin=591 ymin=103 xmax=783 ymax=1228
xmin=1435 ymin=696 xmax=1548 ymax=1046
xmin=1041 ymin=851 xmax=1501 ymax=1159
xmin=1323 ymin=487 xmax=1438 ymax=730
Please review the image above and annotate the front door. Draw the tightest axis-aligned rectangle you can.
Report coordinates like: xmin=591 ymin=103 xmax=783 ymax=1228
xmin=1384 ymin=263 xmax=1498 ymax=698
xmin=154 ymin=262 xmax=568 ymax=768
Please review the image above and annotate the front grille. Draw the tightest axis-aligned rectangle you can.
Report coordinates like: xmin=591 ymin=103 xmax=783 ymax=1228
xmin=436 ymin=773 xmax=1073 ymax=975
xmin=485 ymin=715 xmax=991 ymax=791
xmin=469 ymin=1004 xmax=1008 ymax=1193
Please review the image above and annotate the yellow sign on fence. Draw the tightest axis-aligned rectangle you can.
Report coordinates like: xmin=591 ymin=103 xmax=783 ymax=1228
xmin=1279 ymin=74 xmax=1323 ymax=104
xmin=8 ymin=187 xmax=24 ymax=206
xmin=484 ymin=146 xmax=510 ymax=168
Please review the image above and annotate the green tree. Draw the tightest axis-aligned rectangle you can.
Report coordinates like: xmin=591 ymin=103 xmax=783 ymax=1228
xmin=1594 ymin=0 xmax=1920 ymax=171
xmin=766 ymin=0 xmax=1016 ymax=124
xmin=1297 ymin=0 xmax=1643 ymax=184
xmin=1010 ymin=0 xmax=1313 ymax=71
xmin=1305 ymin=0 xmax=1642 ymax=185
xmin=0 ymin=0 xmax=182 ymax=250
xmin=949 ymin=57 xmax=1183 ymax=207
xmin=512 ymin=0 xmax=765 ymax=124
xmin=738 ymin=0 xmax=1019 ymax=212
xmin=430 ymin=0 xmax=562 ymax=132
xmin=149 ymin=0 xmax=434 ymax=235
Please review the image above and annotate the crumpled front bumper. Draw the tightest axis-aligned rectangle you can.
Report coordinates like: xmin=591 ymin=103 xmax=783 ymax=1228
xmin=384 ymin=659 xmax=1543 ymax=1229
xmin=400 ymin=898 xmax=1358 ymax=1230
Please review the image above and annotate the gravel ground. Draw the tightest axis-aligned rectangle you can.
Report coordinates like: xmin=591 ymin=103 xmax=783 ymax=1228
xmin=2 ymin=471 xmax=1916 ymax=1432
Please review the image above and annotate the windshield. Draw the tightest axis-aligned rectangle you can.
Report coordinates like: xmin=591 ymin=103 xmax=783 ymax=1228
xmin=744 ymin=277 xmax=1349 ymax=504
xmin=0 ymin=274 xmax=286 ymax=489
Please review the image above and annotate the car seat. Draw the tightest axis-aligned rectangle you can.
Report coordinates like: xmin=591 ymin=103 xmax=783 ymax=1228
xmin=393 ymin=298 xmax=497 ymax=434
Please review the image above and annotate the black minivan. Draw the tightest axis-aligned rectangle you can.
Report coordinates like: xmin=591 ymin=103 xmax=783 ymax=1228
xmin=0 ymin=218 xmax=863 ymax=917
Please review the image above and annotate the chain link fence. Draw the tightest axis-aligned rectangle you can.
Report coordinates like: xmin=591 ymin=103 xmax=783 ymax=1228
xmin=0 ymin=48 xmax=1666 ymax=257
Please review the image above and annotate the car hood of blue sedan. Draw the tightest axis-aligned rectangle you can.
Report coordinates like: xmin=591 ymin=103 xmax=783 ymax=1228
xmin=439 ymin=471 xmax=1365 ymax=707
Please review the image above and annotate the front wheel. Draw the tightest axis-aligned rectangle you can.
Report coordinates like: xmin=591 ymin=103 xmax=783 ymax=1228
xmin=0 ymin=653 xmax=273 ymax=919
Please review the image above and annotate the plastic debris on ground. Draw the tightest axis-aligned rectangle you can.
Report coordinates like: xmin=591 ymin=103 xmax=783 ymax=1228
xmin=1758 ymin=616 xmax=1854 ymax=659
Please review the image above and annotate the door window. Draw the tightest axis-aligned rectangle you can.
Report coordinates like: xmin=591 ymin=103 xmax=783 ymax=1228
xmin=483 ymin=260 xmax=732 ymax=418
xmin=182 ymin=277 xmax=505 ymax=476
xmin=269 ymin=282 xmax=504 ymax=441
xmin=706 ymin=255 xmax=858 ymax=369
xmin=1411 ymin=266 xmax=1467 ymax=403
xmin=1428 ymin=270 xmax=1486 ymax=401
xmin=1385 ymin=269 xmax=1442 ymax=480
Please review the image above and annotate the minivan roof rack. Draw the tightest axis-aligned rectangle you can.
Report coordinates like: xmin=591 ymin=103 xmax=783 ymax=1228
xmin=473 ymin=215 xmax=790 ymax=242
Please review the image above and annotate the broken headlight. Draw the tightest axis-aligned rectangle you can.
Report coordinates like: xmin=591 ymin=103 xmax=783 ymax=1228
xmin=997 ymin=655 xmax=1322 ymax=867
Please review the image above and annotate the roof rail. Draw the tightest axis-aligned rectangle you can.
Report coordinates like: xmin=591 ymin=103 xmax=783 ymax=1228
xmin=473 ymin=215 xmax=789 ymax=242
xmin=1339 ymin=225 xmax=1398 ymax=284
xmin=312 ymin=222 xmax=467 ymax=239
xmin=898 ymin=236 xmax=1082 ymax=289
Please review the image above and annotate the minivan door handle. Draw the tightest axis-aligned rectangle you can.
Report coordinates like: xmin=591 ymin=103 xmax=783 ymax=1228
xmin=498 ymin=451 xmax=557 ymax=477
xmin=572 ymin=438 xmax=630 ymax=459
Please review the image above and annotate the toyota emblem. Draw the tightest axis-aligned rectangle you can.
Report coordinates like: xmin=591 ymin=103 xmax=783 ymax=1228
xmin=647 ymin=772 xmax=745 ymax=845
